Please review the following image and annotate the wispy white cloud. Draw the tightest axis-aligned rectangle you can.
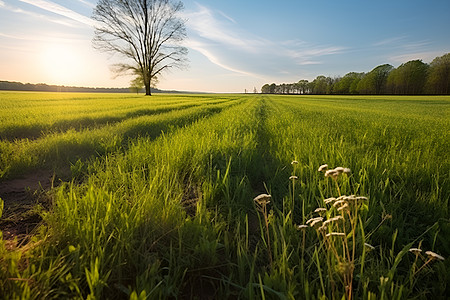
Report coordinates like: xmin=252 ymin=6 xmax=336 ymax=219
xmin=185 ymin=39 xmax=269 ymax=80
xmin=184 ymin=3 xmax=345 ymax=79
xmin=373 ymin=36 xmax=407 ymax=47
xmin=285 ymin=46 xmax=346 ymax=65
xmin=217 ymin=10 xmax=236 ymax=24
xmin=372 ymin=36 xmax=433 ymax=52
xmin=18 ymin=0 xmax=94 ymax=26
xmin=374 ymin=36 xmax=439 ymax=64
xmin=389 ymin=51 xmax=445 ymax=64
xmin=297 ymin=60 xmax=322 ymax=65
xmin=0 ymin=1 xmax=80 ymax=27
xmin=184 ymin=4 xmax=267 ymax=53
xmin=77 ymin=0 xmax=95 ymax=8
xmin=0 ymin=31 xmax=88 ymax=43
xmin=402 ymin=41 xmax=431 ymax=51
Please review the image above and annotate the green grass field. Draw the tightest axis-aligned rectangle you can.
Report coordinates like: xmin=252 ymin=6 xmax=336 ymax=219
xmin=0 ymin=92 xmax=449 ymax=299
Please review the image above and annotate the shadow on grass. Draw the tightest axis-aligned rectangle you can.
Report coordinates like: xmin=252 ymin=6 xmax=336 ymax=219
xmin=0 ymin=101 xmax=241 ymax=182
xmin=0 ymin=100 xmax=235 ymax=141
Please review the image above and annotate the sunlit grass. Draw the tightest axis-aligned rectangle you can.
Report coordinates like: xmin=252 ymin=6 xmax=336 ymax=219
xmin=0 ymin=93 xmax=448 ymax=299
xmin=0 ymin=94 xmax=242 ymax=179
xmin=0 ymin=92 xmax=237 ymax=140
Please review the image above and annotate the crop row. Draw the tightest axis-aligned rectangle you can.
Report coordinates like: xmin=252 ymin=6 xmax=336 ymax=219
xmin=0 ymin=92 xmax=239 ymax=140
xmin=0 ymin=95 xmax=242 ymax=180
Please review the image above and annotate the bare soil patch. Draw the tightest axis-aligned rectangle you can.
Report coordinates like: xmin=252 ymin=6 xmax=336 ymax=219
xmin=0 ymin=170 xmax=54 ymax=245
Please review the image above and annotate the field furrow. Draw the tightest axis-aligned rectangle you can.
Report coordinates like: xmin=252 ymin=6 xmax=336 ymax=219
xmin=0 ymin=96 xmax=243 ymax=180
xmin=0 ymin=92 xmax=239 ymax=141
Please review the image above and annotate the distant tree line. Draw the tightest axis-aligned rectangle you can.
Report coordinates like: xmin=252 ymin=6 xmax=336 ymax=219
xmin=0 ymin=81 xmax=162 ymax=93
xmin=261 ymin=53 xmax=450 ymax=95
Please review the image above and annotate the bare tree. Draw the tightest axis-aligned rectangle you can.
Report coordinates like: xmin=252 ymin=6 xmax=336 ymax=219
xmin=92 ymin=0 xmax=188 ymax=95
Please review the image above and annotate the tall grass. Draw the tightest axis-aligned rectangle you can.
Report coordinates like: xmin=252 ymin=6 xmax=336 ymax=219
xmin=0 ymin=94 xmax=448 ymax=299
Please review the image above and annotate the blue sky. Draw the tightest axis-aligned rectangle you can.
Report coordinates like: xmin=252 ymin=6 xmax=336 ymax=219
xmin=0 ymin=0 xmax=449 ymax=92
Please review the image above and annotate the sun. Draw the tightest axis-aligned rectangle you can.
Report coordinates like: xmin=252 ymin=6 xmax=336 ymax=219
xmin=40 ymin=44 xmax=84 ymax=85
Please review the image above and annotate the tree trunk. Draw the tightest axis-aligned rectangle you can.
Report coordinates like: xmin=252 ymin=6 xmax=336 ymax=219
xmin=145 ymin=78 xmax=152 ymax=96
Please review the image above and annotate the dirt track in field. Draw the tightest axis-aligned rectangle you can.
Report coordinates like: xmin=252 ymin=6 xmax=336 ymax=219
xmin=0 ymin=170 xmax=54 ymax=245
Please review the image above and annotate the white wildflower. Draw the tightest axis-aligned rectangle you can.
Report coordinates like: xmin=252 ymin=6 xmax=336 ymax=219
xmin=334 ymin=167 xmax=345 ymax=174
xmin=318 ymin=164 xmax=328 ymax=172
xmin=333 ymin=200 xmax=347 ymax=207
xmin=409 ymin=248 xmax=422 ymax=255
xmin=306 ymin=217 xmax=323 ymax=227
xmin=253 ymin=194 xmax=271 ymax=205
xmin=322 ymin=215 xmax=344 ymax=227
xmin=322 ymin=219 xmax=332 ymax=227
xmin=325 ymin=169 xmax=337 ymax=178
xmin=306 ymin=217 xmax=323 ymax=225
xmin=425 ymin=251 xmax=445 ymax=261
xmin=326 ymin=232 xmax=346 ymax=237
xmin=364 ymin=243 xmax=375 ymax=250
xmin=309 ymin=219 xmax=323 ymax=227
xmin=314 ymin=207 xmax=327 ymax=213
xmin=324 ymin=197 xmax=337 ymax=204
xmin=337 ymin=203 xmax=349 ymax=211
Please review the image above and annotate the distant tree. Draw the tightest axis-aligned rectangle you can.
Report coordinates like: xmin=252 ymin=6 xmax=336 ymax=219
xmin=269 ymin=83 xmax=276 ymax=94
xmin=357 ymin=64 xmax=393 ymax=94
xmin=253 ymin=87 xmax=258 ymax=93
xmin=129 ymin=76 xmax=144 ymax=94
xmin=425 ymin=53 xmax=450 ymax=94
xmin=334 ymin=72 xmax=364 ymax=94
xmin=297 ymin=80 xmax=309 ymax=94
xmin=373 ymin=64 xmax=394 ymax=94
xmin=261 ymin=84 xmax=270 ymax=94
xmin=387 ymin=60 xmax=428 ymax=94
xmin=312 ymin=76 xmax=329 ymax=94
xmin=286 ymin=83 xmax=293 ymax=94
xmin=326 ymin=77 xmax=338 ymax=94
xmin=349 ymin=74 xmax=364 ymax=94
xmin=274 ymin=84 xmax=281 ymax=94
xmin=293 ymin=82 xmax=303 ymax=94
xmin=356 ymin=76 xmax=370 ymax=94
xmin=92 ymin=0 xmax=188 ymax=96
xmin=307 ymin=81 xmax=315 ymax=94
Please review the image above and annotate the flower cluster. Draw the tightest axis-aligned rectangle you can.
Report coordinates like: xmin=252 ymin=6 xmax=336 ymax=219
xmin=407 ymin=247 xmax=445 ymax=278
xmin=253 ymin=193 xmax=271 ymax=206
xmin=408 ymin=247 xmax=445 ymax=261
xmin=294 ymin=164 xmax=372 ymax=299
xmin=290 ymin=163 xmax=445 ymax=299
xmin=318 ymin=164 xmax=351 ymax=179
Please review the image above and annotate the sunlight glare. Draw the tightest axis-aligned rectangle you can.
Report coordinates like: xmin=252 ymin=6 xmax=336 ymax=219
xmin=40 ymin=44 xmax=84 ymax=85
